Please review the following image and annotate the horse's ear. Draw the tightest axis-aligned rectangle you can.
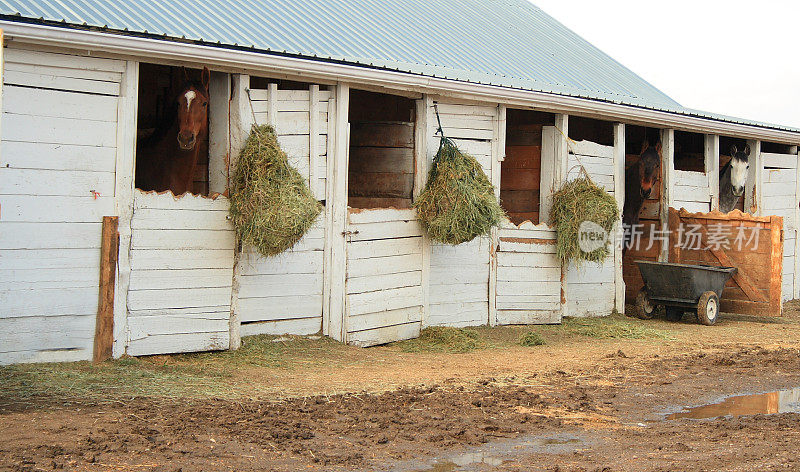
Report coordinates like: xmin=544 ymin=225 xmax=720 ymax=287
xmin=640 ymin=140 xmax=650 ymax=154
xmin=730 ymin=144 xmax=738 ymax=156
xmin=201 ymin=67 xmax=210 ymax=90
xmin=743 ymin=144 xmax=751 ymax=157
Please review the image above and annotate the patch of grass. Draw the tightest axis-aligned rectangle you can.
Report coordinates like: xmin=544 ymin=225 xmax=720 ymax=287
xmin=0 ymin=335 xmax=346 ymax=405
xmin=396 ymin=326 xmax=488 ymax=353
xmin=559 ymin=314 xmax=674 ymax=340
xmin=519 ymin=331 xmax=547 ymax=346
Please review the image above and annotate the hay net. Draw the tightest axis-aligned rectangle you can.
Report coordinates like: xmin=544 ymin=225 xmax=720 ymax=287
xmin=414 ymin=134 xmax=505 ymax=245
xmin=549 ymin=159 xmax=619 ymax=266
xmin=229 ymin=124 xmax=322 ymax=257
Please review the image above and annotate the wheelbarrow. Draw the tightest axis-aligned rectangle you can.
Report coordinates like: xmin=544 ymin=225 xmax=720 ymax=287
xmin=635 ymin=261 xmax=737 ymax=326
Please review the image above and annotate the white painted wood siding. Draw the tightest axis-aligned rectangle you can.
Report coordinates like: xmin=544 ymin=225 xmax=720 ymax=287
xmin=0 ymin=47 xmax=124 ymax=364
xmin=248 ymin=87 xmax=331 ymax=199
xmin=236 ymin=84 xmax=332 ymax=335
xmin=673 ymin=170 xmax=712 ymax=213
xmin=426 ymin=101 xmax=495 ymax=327
xmin=345 ymin=209 xmax=424 ymax=346
xmin=126 ymin=191 xmax=234 ymax=356
xmin=761 ymin=152 xmax=798 ymax=301
xmin=495 ymin=222 xmax=561 ymax=324
xmin=564 ymin=140 xmax=616 ymax=317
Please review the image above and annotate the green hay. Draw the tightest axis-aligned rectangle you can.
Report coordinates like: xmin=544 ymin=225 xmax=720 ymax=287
xmin=550 ymin=176 xmax=619 ymax=265
xmin=414 ymin=137 xmax=505 ymax=244
xmin=519 ymin=331 xmax=547 ymax=347
xmin=397 ymin=326 xmax=486 ymax=353
xmin=229 ymin=125 xmax=322 ymax=257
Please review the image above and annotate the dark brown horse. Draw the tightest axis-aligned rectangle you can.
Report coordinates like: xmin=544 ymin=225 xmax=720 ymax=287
xmin=136 ymin=67 xmax=210 ymax=195
xmin=623 ymin=141 xmax=662 ymax=253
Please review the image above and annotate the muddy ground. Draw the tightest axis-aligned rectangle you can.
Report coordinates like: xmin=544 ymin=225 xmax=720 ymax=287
xmin=2 ymin=311 xmax=800 ymax=471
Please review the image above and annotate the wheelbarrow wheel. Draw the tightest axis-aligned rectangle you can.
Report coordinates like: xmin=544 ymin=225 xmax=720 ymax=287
xmin=697 ymin=291 xmax=719 ymax=326
xmin=635 ymin=288 xmax=655 ymax=320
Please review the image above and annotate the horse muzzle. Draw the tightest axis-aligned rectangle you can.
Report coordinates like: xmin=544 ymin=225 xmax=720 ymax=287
xmin=732 ymin=186 xmax=744 ymax=197
xmin=177 ymin=134 xmax=196 ymax=150
xmin=640 ymin=188 xmax=652 ymax=199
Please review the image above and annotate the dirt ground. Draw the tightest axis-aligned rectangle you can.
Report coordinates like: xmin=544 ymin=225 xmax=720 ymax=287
xmin=2 ymin=305 xmax=800 ymax=472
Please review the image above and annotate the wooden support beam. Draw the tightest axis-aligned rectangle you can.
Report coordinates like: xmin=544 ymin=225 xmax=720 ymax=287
xmin=208 ymin=71 xmax=230 ymax=194
xmin=94 ymin=216 xmax=119 ymax=362
xmin=489 ymin=105 xmax=506 ymax=326
xmin=659 ymin=129 xmax=675 ymax=262
xmin=415 ymin=95 xmax=432 ymax=327
xmin=554 ymin=114 xmax=569 ymax=318
xmin=744 ymin=139 xmax=761 ymax=215
xmin=613 ymin=122 xmax=625 ymax=313
xmin=795 ymin=146 xmax=800 ymax=299
xmin=705 ymin=134 xmax=720 ymax=210
xmin=309 ymin=84 xmax=320 ymax=198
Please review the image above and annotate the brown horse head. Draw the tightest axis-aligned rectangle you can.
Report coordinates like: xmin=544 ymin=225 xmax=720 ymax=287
xmin=638 ymin=140 xmax=662 ymax=199
xmin=176 ymin=67 xmax=210 ymax=150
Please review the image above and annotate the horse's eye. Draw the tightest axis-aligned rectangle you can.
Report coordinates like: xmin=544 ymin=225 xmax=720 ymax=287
xmin=203 ymin=102 xmax=208 ymax=107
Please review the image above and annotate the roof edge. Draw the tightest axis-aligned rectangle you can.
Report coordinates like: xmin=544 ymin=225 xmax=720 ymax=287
xmin=2 ymin=19 xmax=799 ymax=143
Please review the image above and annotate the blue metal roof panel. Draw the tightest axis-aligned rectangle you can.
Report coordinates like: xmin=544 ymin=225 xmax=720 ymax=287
xmin=1 ymin=0 xmax=797 ymax=133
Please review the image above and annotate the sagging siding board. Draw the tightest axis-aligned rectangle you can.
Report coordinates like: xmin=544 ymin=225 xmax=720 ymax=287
xmin=564 ymin=140 xmax=616 ymax=317
xmin=126 ymin=191 xmax=233 ymax=356
xmin=345 ymin=209 xmax=424 ymax=346
xmin=0 ymin=47 xmax=124 ymax=364
xmin=761 ymin=151 xmax=798 ymax=301
xmin=236 ymin=84 xmax=333 ymax=335
xmin=426 ymin=102 xmax=495 ymax=327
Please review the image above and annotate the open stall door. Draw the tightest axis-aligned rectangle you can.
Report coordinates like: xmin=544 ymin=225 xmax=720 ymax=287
xmin=344 ymin=209 xmax=424 ymax=346
xmin=0 ymin=47 xmax=126 ymax=364
xmin=668 ymin=208 xmax=783 ymax=316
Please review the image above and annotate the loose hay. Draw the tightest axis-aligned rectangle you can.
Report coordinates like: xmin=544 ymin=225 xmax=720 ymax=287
xmin=414 ymin=137 xmax=505 ymax=244
xmin=229 ymin=125 xmax=322 ymax=257
xmin=550 ymin=176 xmax=619 ymax=265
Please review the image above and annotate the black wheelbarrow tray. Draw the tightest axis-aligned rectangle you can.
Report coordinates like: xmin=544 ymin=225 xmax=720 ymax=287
xmin=635 ymin=261 xmax=737 ymax=326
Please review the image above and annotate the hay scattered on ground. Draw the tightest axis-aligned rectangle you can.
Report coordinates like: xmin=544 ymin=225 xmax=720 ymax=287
xmin=397 ymin=326 xmax=486 ymax=353
xmin=414 ymin=137 xmax=505 ymax=244
xmin=561 ymin=315 xmax=673 ymax=340
xmin=519 ymin=331 xmax=547 ymax=346
xmin=550 ymin=176 xmax=619 ymax=265
xmin=229 ymin=125 xmax=322 ymax=257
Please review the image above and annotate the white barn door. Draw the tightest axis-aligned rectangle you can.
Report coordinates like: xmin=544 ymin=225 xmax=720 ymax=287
xmin=0 ymin=47 xmax=125 ymax=363
xmin=761 ymin=151 xmax=798 ymax=301
xmin=344 ymin=209 xmax=425 ymax=346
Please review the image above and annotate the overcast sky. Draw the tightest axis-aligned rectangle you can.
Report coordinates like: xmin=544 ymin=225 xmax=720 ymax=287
xmin=532 ymin=0 xmax=800 ymax=128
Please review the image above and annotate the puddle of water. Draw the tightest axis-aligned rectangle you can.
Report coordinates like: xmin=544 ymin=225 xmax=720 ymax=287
xmin=409 ymin=435 xmax=584 ymax=472
xmin=667 ymin=386 xmax=800 ymax=420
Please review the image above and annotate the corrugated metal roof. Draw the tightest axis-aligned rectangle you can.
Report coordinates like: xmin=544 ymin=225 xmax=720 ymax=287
xmin=1 ymin=0 xmax=797 ymax=133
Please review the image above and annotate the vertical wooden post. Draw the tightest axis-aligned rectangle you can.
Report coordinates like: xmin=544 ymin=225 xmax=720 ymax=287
xmin=612 ymin=123 xmax=625 ymax=314
xmin=554 ymin=114 xmax=569 ymax=318
xmin=326 ymin=83 xmax=350 ymax=342
xmin=227 ymin=74 xmax=252 ymax=351
xmin=415 ymin=95 xmax=432 ymax=327
xmin=745 ymin=139 xmax=761 ymax=215
xmin=489 ymin=105 xmax=506 ymax=326
xmin=309 ymin=84 xmax=320 ymax=198
xmin=659 ymin=129 xmax=675 ymax=262
xmin=112 ymin=60 xmax=138 ymax=358
xmin=94 ymin=216 xmax=119 ymax=362
xmin=769 ymin=216 xmax=784 ymax=315
xmin=208 ymin=72 xmax=231 ymax=195
xmin=794 ymin=146 xmax=800 ymax=299
xmin=267 ymin=82 xmax=278 ymax=128
xmin=705 ymin=134 xmax=720 ymax=211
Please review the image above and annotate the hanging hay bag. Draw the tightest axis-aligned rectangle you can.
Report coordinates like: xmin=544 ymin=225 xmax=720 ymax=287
xmin=414 ymin=137 xmax=505 ymax=245
xmin=550 ymin=176 xmax=619 ymax=265
xmin=229 ymin=125 xmax=322 ymax=257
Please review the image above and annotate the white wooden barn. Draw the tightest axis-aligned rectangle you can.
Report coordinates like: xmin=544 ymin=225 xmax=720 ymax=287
xmin=1 ymin=0 xmax=799 ymax=364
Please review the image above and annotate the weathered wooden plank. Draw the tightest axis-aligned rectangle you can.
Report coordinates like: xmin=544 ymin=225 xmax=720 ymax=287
xmin=348 ymin=306 xmax=422 ymax=333
xmin=674 ymin=170 xmax=710 ymax=188
xmin=0 ymin=314 xmax=95 ymax=354
xmin=496 ymin=309 xmax=560 ymax=325
xmin=348 ymin=208 xmax=417 ymax=224
xmin=131 ymin=208 xmax=232 ymax=231
xmin=498 ymin=239 xmax=558 ymax=254
xmin=430 ymin=283 xmax=488 ymax=304
xmin=128 ymin=268 xmax=233 ymax=291
xmin=570 ymin=140 xmax=613 ymax=158
xmin=3 ymin=112 xmax=117 ymax=147
xmin=1 ymin=141 xmax=116 ymax=172
xmin=129 ymin=249 xmax=234 ymax=270
xmin=0 ymin=286 xmax=97 ymax=318
xmin=240 ymin=317 xmax=321 ymax=336
xmin=0 ymin=168 xmax=115 ymax=197
xmin=497 ymin=252 xmax=560 ymax=268
xmin=348 ymin=285 xmax=423 ymax=316
xmin=672 ymin=184 xmax=711 ymax=203
xmin=3 ymin=85 xmax=118 ymax=122
xmin=238 ymin=272 xmax=323 ymax=298
xmin=131 ymin=229 xmax=235 ymax=250
xmin=238 ymin=295 xmax=323 ymax=322
xmin=0 ymin=248 xmax=100 ymax=271
xmin=347 ymin=236 xmax=422 ymax=260
xmin=351 ymin=122 xmax=414 ymax=148
xmin=762 ymin=152 xmax=798 ymax=169
xmin=496 ymin=297 xmax=561 ymax=310
xmin=497 ymin=280 xmax=561 ymax=296
xmin=5 ymin=47 xmax=126 ymax=73
xmin=133 ymin=190 xmax=231 ymax=211
xmin=347 ymin=321 xmax=421 ymax=347
xmin=497 ymin=265 xmax=561 ymax=282
xmin=4 ymin=69 xmax=120 ymax=95
xmin=0 ymin=222 xmax=101 ymax=249
xmin=239 ymin=250 xmax=322 ymax=275
xmin=127 ymin=313 xmax=229 ymax=340
xmin=126 ymin=331 xmax=229 ymax=357
xmin=765 ymin=168 xmax=795 ymax=183
xmin=127 ymin=287 xmax=232 ymax=310
xmin=348 ymin=220 xmax=424 ymax=241
xmin=347 ymin=270 xmax=422 ymax=295
xmin=93 ymin=216 xmax=118 ymax=362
